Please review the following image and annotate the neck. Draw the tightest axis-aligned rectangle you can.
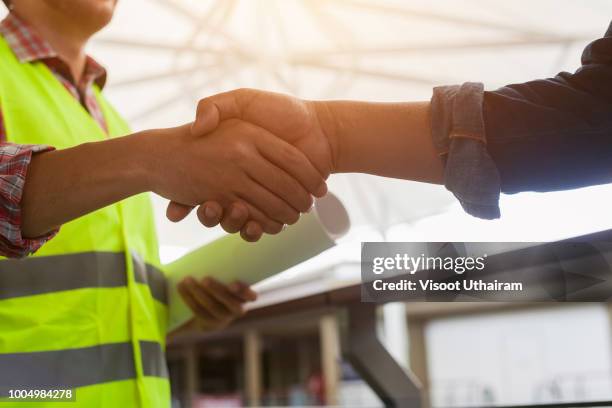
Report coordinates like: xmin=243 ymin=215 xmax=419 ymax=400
xmin=13 ymin=9 xmax=92 ymax=83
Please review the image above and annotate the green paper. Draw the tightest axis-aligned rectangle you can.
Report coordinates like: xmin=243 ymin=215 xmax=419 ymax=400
xmin=165 ymin=194 xmax=349 ymax=331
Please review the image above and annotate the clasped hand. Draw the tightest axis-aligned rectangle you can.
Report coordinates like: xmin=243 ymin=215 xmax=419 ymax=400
xmin=152 ymin=89 xmax=336 ymax=241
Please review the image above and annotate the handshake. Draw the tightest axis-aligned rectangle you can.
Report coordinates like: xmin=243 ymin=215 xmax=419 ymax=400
xmin=145 ymin=89 xmax=339 ymax=242
xmin=21 ymin=87 xmax=439 ymax=242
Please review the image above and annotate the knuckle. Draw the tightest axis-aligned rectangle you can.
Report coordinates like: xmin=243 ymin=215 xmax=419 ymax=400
xmin=196 ymin=97 xmax=212 ymax=117
xmin=229 ymin=140 xmax=252 ymax=161
xmin=196 ymin=98 xmax=207 ymax=111
xmin=234 ymin=88 xmax=248 ymax=97
xmin=223 ymin=147 xmax=243 ymax=164
xmin=234 ymin=87 xmax=253 ymax=100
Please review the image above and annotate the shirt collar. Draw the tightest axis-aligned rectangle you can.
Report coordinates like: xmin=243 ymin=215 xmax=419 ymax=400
xmin=0 ymin=12 xmax=107 ymax=89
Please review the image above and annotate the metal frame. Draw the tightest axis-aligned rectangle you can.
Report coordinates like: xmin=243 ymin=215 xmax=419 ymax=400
xmin=341 ymin=302 xmax=423 ymax=408
xmin=94 ymin=0 xmax=595 ymax=122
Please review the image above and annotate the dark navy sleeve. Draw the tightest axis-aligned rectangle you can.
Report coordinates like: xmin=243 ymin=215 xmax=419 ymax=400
xmin=485 ymin=21 xmax=612 ymax=194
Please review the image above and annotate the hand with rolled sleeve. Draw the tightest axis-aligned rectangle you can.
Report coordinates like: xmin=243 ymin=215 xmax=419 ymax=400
xmin=176 ymin=21 xmax=612 ymax=233
xmin=8 ymin=120 xmax=327 ymax=258
xmin=168 ymin=88 xmax=444 ymax=237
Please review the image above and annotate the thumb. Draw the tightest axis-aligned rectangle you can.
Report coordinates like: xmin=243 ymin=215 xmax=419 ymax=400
xmin=166 ymin=201 xmax=195 ymax=222
xmin=191 ymin=98 xmax=220 ymax=136
xmin=191 ymin=90 xmax=244 ymax=136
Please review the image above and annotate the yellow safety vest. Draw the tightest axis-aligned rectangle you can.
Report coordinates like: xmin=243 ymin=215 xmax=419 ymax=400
xmin=0 ymin=35 xmax=170 ymax=407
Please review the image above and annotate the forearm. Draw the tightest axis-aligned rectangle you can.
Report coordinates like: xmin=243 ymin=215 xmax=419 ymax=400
xmin=313 ymin=100 xmax=444 ymax=184
xmin=21 ymin=131 xmax=152 ymax=238
xmin=20 ymin=120 xmax=323 ymax=240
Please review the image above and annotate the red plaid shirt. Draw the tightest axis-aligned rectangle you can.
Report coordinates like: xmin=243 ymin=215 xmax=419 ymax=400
xmin=0 ymin=13 xmax=109 ymax=258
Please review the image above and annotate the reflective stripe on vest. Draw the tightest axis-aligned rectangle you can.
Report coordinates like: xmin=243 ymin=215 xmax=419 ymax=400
xmin=0 ymin=252 xmax=167 ymax=304
xmin=0 ymin=341 xmax=167 ymax=395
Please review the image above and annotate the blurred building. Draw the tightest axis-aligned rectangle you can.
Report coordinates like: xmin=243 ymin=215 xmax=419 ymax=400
xmin=166 ymin=253 xmax=612 ymax=407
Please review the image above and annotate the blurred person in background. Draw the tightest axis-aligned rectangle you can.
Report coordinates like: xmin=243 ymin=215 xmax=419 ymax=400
xmin=176 ymin=21 xmax=612 ymax=234
xmin=0 ymin=0 xmax=328 ymax=406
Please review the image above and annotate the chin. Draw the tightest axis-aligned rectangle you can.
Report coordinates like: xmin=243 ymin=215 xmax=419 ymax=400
xmin=48 ymin=0 xmax=118 ymax=31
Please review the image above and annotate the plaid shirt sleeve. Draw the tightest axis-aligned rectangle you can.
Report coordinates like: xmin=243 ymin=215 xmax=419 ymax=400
xmin=0 ymin=142 xmax=59 ymax=258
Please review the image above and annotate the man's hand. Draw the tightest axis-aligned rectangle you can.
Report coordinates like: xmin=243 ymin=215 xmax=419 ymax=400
xmin=193 ymin=88 xmax=336 ymax=177
xmin=145 ymin=120 xmax=327 ymax=234
xmin=167 ymin=89 xmax=338 ymax=239
xmin=175 ymin=277 xmax=257 ymax=333
xmin=19 ymin=89 xmax=438 ymax=245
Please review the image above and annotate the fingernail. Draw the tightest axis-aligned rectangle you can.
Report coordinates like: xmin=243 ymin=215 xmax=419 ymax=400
xmin=204 ymin=206 xmax=217 ymax=219
xmin=246 ymin=224 xmax=258 ymax=237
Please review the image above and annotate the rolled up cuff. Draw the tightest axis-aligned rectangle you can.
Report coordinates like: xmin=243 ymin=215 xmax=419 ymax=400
xmin=431 ymin=82 xmax=502 ymax=219
xmin=0 ymin=143 xmax=58 ymax=258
